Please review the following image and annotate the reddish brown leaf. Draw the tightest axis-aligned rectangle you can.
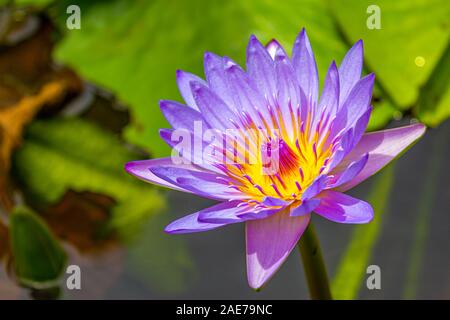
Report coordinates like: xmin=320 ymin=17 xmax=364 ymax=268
xmin=41 ymin=190 xmax=118 ymax=253
xmin=0 ymin=219 xmax=8 ymax=261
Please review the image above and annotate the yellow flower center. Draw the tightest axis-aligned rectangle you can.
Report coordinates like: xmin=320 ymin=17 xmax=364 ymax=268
xmin=223 ymin=112 xmax=332 ymax=201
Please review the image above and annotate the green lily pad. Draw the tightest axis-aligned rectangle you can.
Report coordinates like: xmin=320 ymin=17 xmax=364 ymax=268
xmin=12 ymin=117 xmax=165 ymax=237
xmin=330 ymin=0 xmax=450 ymax=109
xmin=9 ymin=205 xmax=67 ymax=289
xmin=367 ymin=83 xmax=398 ymax=131
xmin=54 ymin=0 xmax=394 ymax=155
xmin=415 ymin=42 xmax=450 ymax=127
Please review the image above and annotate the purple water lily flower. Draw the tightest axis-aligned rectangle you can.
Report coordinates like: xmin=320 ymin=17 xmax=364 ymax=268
xmin=125 ymin=29 xmax=425 ymax=290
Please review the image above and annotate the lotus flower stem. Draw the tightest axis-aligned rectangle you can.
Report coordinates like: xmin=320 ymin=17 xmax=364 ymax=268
xmin=298 ymin=222 xmax=332 ymax=300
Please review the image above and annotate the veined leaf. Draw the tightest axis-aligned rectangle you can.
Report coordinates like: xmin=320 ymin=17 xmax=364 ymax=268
xmin=54 ymin=0 xmax=394 ymax=155
xmin=367 ymin=83 xmax=398 ymax=131
xmin=415 ymin=42 xmax=450 ymax=127
xmin=12 ymin=117 xmax=165 ymax=236
xmin=330 ymin=0 xmax=450 ymax=109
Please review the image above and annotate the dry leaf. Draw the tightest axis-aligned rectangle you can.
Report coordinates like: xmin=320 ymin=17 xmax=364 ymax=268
xmin=0 ymin=9 xmax=82 ymax=210
xmin=41 ymin=190 xmax=118 ymax=253
xmin=0 ymin=219 xmax=8 ymax=260
xmin=0 ymin=80 xmax=74 ymax=209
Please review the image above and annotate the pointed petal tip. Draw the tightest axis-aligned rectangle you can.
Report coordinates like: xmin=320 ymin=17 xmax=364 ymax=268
xmin=247 ymin=277 xmax=266 ymax=291
xmin=315 ymin=191 xmax=374 ymax=224
xmin=296 ymin=27 xmax=309 ymax=43
xmin=203 ymin=51 xmax=212 ymax=59
xmin=246 ymin=212 xmax=310 ymax=291
xmin=175 ymin=69 xmax=188 ymax=82
xmin=164 ymin=221 xmax=188 ymax=234
xmin=164 ymin=215 xmax=203 ymax=234
xmin=159 ymin=129 xmax=174 ymax=146
xmin=164 ymin=215 xmax=194 ymax=234
xmin=204 ymin=51 xmax=221 ymax=62
xmin=357 ymin=203 xmax=374 ymax=224
xmin=159 ymin=127 xmax=171 ymax=137
xmin=345 ymin=39 xmax=363 ymax=59
xmin=413 ymin=121 xmax=427 ymax=133
xmin=203 ymin=52 xmax=216 ymax=65
xmin=266 ymin=39 xmax=284 ymax=60
xmin=124 ymin=160 xmax=150 ymax=178
xmin=159 ymin=100 xmax=186 ymax=122
xmin=266 ymin=38 xmax=281 ymax=49
xmin=159 ymin=99 xmax=169 ymax=110
xmin=124 ymin=161 xmax=135 ymax=175
xmin=364 ymin=72 xmax=375 ymax=83
xmin=408 ymin=122 xmax=427 ymax=140
xmin=164 ymin=224 xmax=175 ymax=234
xmin=336 ymin=122 xmax=427 ymax=192
xmin=246 ymin=263 xmax=272 ymax=291
xmin=351 ymin=39 xmax=364 ymax=61
xmin=247 ymin=267 xmax=285 ymax=290
xmin=124 ymin=160 xmax=157 ymax=183
xmin=247 ymin=35 xmax=264 ymax=53
xmin=159 ymin=99 xmax=183 ymax=113
xmin=392 ymin=121 xmax=427 ymax=139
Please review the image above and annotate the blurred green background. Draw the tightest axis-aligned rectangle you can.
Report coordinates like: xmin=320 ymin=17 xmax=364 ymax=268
xmin=0 ymin=0 xmax=449 ymax=299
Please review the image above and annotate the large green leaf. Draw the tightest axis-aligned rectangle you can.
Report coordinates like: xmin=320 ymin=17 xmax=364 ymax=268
xmin=55 ymin=0 xmax=251 ymax=156
xmin=54 ymin=0 xmax=394 ymax=156
xmin=9 ymin=205 xmax=67 ymax=289
xmin=12 ymin=117 xmax=165 ymax=236
xmin=330 ymin=0 xmax=450 ymax=110
xmin=415 ymin=42 xmax=450 ymax=127
xmin=367 ymin=84 xmax=398 ymax=131
xmin=331 ymin=165 xmax=394 ymax=299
